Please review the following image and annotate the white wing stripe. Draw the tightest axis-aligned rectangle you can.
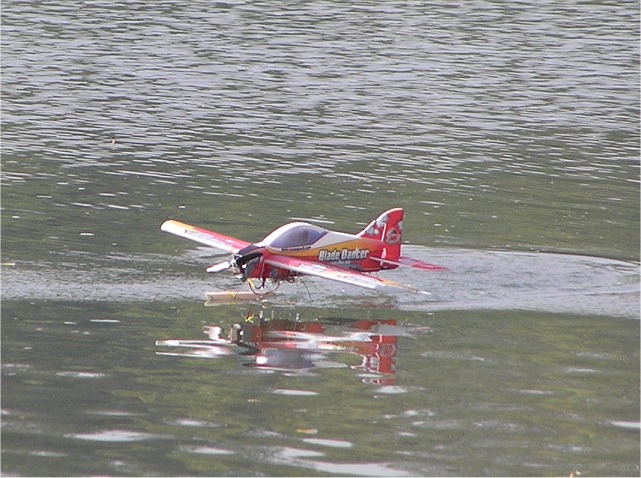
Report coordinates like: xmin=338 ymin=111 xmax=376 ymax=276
xmin=160 ymin=220 xmax=247 ymax=253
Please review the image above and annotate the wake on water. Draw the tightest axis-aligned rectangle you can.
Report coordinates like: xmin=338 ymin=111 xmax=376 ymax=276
xmin=2 ymin=246 xmax=638 ymax=318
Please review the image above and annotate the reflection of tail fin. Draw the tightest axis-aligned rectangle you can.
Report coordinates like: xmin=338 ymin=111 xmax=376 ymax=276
xmin=358 ymin=208 xmax=403 ymax=261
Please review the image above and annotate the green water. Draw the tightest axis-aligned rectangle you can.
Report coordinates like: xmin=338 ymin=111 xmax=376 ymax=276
xmin=2 ymin=0 xmax=639 ymax=475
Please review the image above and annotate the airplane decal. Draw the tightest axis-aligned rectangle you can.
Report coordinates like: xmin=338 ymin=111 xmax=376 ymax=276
xmin=318 ymin=248 xmax=370 ymax=262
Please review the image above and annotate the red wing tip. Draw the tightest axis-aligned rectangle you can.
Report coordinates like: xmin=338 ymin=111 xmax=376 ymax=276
xmin=377 ymin=279 xmax=430 ymax=295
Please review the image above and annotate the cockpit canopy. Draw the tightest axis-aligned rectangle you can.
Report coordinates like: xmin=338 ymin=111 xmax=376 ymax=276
xmin=263 ymin=223 xmax=328 ymax=249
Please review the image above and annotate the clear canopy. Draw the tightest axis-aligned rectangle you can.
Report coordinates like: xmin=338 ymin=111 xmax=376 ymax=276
xmin=267 ymin=224 xmax=328 ymax=249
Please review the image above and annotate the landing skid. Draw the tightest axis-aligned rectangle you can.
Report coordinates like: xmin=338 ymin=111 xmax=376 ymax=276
xmin=204 ymin=279 xmax=279 ymax=306
xmin=204 ymin=290 xmax=272 ymax=306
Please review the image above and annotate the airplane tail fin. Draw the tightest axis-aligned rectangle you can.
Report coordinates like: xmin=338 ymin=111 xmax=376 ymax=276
xmin=358 ymin=208 xmax=403 ymax=261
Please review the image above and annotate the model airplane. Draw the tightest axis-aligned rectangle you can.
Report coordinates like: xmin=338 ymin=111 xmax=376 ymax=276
xmin=160 ymin=208 xmax=445 ymax=294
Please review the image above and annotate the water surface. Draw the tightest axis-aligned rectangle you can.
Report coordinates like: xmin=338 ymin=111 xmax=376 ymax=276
xmin=1 ymin=0 xmax=639 ymax=476
xmin=2 ymin=302 xmax=639 ymax=476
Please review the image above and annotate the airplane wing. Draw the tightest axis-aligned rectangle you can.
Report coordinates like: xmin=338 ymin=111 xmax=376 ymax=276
xmin=264 ymin=255 xmax=427 ymax=294
xmin=374 ymin=256 xmax=447 ymax=271
xmin=160 ymin=220 xmax=252 ymax=253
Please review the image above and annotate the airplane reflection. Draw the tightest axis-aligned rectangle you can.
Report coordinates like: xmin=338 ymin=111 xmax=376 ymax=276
xmin=155 ymin=308 xmax=430 ymax=385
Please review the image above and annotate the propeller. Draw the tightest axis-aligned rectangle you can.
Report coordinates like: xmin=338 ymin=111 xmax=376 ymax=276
xmin=206 ymin=250 xmax=263 ymax=274
xmin=206 ymin=260 xmax=234 ymax=273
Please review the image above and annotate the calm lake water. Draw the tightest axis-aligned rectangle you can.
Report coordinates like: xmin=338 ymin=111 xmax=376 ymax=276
xmin=2 ymin=0 xmax=639 ymax=476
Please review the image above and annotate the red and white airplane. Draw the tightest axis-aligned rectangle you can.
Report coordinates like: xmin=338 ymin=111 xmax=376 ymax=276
xmin=161 ymin=208 xmax=445 ymax=294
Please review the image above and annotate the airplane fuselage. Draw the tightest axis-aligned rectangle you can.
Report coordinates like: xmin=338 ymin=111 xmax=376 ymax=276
xmin=239 ymin=234 xmax=397 ymax=283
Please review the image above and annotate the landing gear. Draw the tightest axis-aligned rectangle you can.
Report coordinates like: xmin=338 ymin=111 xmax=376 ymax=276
xmin=246 ymin=277 xmax=281 ymax=296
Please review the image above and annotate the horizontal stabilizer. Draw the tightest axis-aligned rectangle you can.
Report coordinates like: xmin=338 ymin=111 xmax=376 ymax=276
xmin=374 ymin=255 xmax=447 ymax=271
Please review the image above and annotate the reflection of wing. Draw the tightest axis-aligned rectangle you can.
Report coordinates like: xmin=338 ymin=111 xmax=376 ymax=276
xmin=161 ymin=220 xmax=251 ymax=253
xmin=265 ymin=255 xmax=427 ymax=294
xmin=374 ymin=255 xmax=447 ymax=271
